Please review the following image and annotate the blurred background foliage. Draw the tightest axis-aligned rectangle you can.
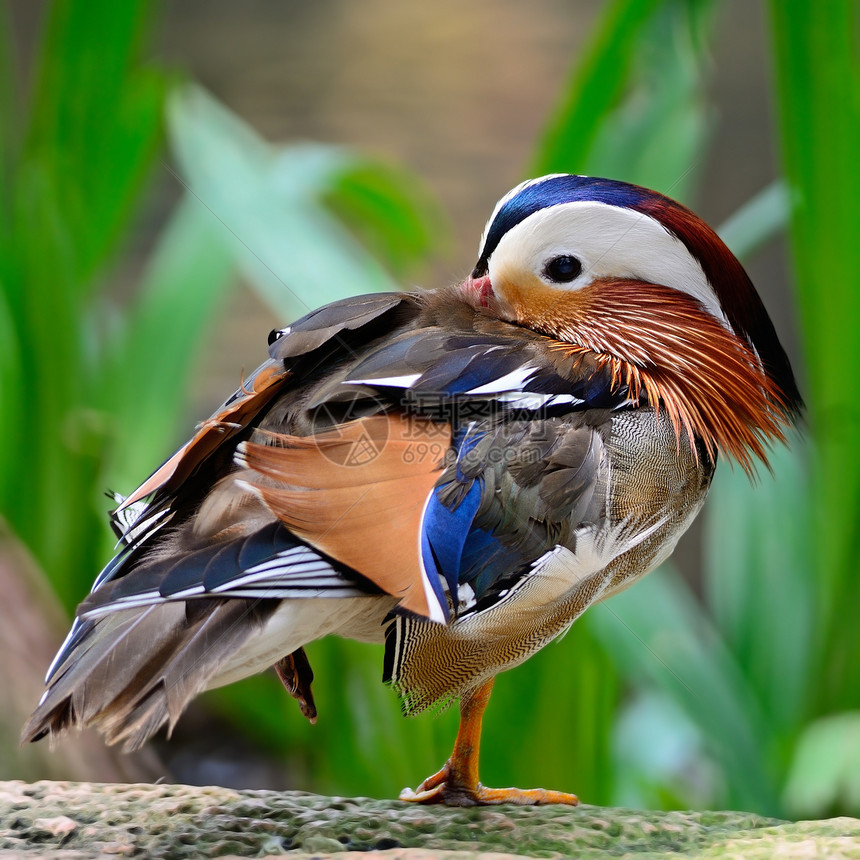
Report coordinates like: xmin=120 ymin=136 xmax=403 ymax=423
xmin=1 ymin=0 xmax=858 ymax=818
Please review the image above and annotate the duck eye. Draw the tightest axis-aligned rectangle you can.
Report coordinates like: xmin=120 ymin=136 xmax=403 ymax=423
xmin=544 ymin=255 xmax=582 ymax=284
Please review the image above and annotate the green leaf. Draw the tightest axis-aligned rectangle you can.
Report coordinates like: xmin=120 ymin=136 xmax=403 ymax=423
xmin=783 ymin=712 xmax=860 ymax=817
xmin=98 ymin=196 xmax=237 ymax=498
xmin=167 ymin=86 xmax=424 ymax=322
xmin=325 ymin=162 xmax=447 ymax=281
xmin=533 ymin=0 xmax=718 ymax=202
xmin=592 ymin=566 xmax=781 ymax=813
xmin=0 ymin=3 xmax=17 ymax=205
xmin=717 ymin=180 xmax=791 ymax=261
xmin=532 ymin=0 xmax=662 ymax=175
xmin=612 ymin=690 xmax=720 ymax=809
xmin=25 ymin=0 xmax=167 ymax=285
xmin=2 ymin=156 xmax=104 ymax=607
xmin=703 ymin=441 xmax=815 ymax=740
xmin=0 ymin=1 xmax=170 ymax=608
xmin=768 ymin=0 xmax=860 ymax=710
xmin=0 ymin=290 xmax=21 ymax=490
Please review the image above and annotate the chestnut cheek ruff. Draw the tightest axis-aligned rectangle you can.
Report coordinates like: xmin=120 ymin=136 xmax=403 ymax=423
xmin=522 ymin=280 xmax=793 ymax=473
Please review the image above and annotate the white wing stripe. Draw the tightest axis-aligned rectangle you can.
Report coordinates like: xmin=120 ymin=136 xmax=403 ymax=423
xmin=465 ymin=365 xmax=537 ymax=395
xmin=345 ymin=372 xmax=422 ymax=387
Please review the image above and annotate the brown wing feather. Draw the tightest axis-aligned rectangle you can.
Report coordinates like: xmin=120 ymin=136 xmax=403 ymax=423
xmin=117 ymin=361 xmax=290 ymax=515
xmin=237 ymin=414 xmax=450 ymax=618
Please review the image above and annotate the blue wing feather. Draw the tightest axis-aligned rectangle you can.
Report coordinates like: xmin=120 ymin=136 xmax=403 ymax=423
xmin=458 ymin=527 xmax=525 ymax=598
xmin=418 ymin=425 xmax=536 ymax=613
xmin=420 ymin=478 xmax=483 ymax=604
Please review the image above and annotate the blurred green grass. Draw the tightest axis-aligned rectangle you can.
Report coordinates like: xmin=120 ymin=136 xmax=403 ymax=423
xmin=1 ymin=0 xmax=858 ymax=816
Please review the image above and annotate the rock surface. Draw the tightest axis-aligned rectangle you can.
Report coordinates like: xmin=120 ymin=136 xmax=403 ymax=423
xmin=0 ymin=780 xmax=857 ymax=859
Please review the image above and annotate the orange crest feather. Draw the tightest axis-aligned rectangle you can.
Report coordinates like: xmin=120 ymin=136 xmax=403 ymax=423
xmin=540 ymin=281 xmax=793 ymax=473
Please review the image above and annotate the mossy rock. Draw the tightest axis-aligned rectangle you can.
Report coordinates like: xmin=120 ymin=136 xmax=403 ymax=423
xmin=0 ymin=780 xmax=857 ymax=858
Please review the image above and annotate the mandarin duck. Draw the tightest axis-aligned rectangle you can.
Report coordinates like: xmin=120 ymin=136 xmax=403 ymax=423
xmin=24 ymin=174 xmax=802 ymax=806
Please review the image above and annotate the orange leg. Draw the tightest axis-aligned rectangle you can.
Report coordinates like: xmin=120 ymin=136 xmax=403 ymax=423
xmin=399 ymin=678 xmax=579 ymax=807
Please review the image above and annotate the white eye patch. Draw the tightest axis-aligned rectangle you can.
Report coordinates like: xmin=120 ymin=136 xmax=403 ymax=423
xmin=488 ymin=201 xmax=730 ymax=331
